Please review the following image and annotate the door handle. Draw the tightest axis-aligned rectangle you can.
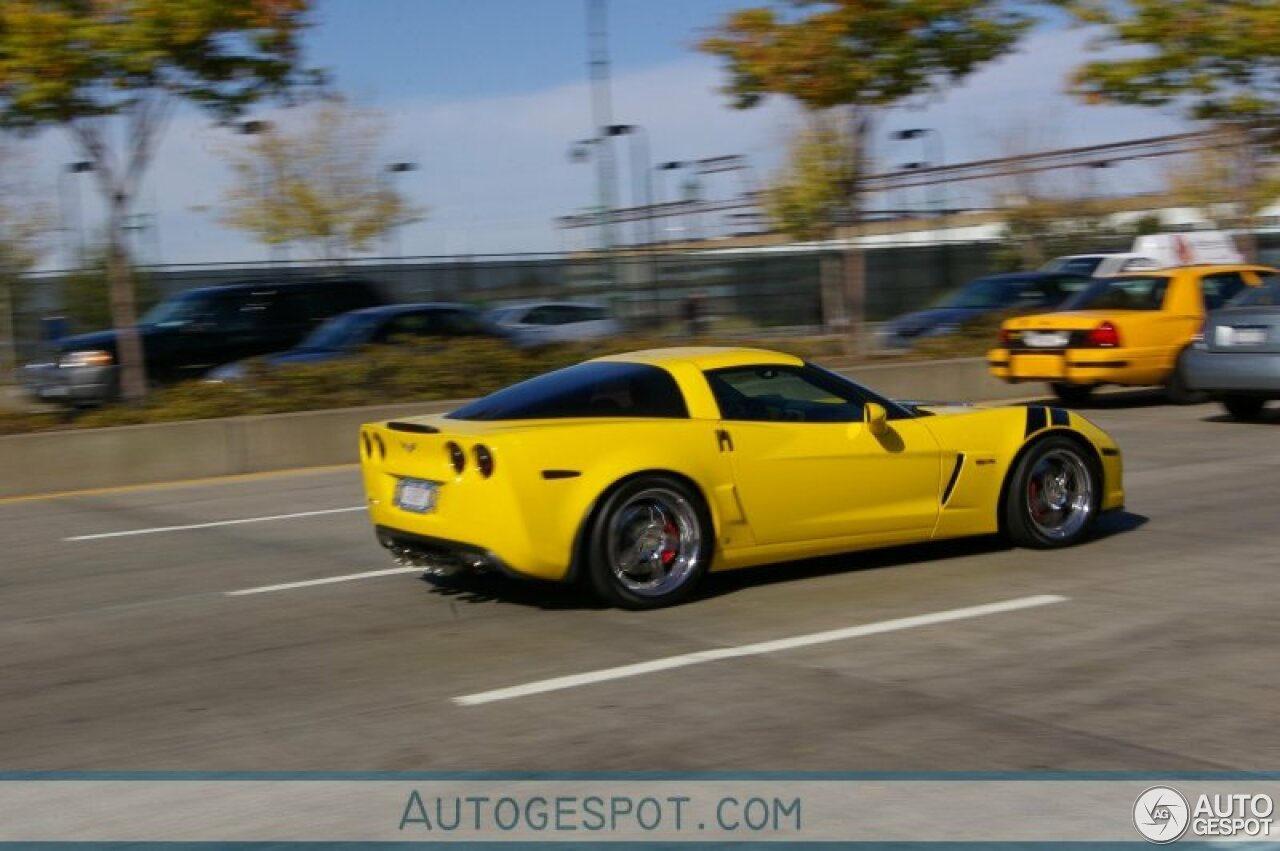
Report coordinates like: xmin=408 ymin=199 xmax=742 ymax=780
xmin=716 ymin=429 xmax=734 ymax=452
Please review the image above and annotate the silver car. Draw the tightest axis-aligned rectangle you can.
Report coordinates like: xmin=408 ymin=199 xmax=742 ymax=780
xmin=1185 ymin=268 xmax=1280 ymax=419
xmin=486 ymin=301 xmax=621 ymax=347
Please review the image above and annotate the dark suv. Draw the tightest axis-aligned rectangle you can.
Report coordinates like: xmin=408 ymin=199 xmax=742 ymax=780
xmin=24 ymin=277 xmax=387 ymax=405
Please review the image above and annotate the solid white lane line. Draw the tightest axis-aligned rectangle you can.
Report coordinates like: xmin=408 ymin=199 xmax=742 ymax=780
xmin=63 ymin=506 xmax=366 ymax=541
xmin=454 ymin=594 xmax=1068 ymax=707
xmin=225 ymin=567 xmax=421 ymax=596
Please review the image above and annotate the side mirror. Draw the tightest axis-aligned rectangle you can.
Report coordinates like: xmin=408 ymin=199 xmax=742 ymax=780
xmin=864 ymin=402 xmax=889 ymax=436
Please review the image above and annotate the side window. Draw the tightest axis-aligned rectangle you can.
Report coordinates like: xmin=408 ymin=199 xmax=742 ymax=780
xmin=524 ymin=306 xmax=557 ymax=325
xmin=1200 ymin=273 xmax=1248 ymax=311
xmin=214 ymin=290 xmax=276 ymax=332
xmin=376 ymin=313 xmax=435 ymax=341
xmin=705 ymin=365 xmax=867 ymax=423
xmin=268 ymin=290 xmax=313 ymax=326
xmin=1012 ymin=281 xmax=1050 ymax=306
xmin=435 ymin=309 xmax=486 ymax=335
xmin=308 ymin=283 xmax=376 ymax=321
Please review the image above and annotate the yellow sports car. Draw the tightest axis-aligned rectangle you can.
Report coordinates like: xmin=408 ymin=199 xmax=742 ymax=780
xmin=988 ymin=264 xmax=1276 ymax=405
xmin=360 ymin=348 xmax=1124 ymax=608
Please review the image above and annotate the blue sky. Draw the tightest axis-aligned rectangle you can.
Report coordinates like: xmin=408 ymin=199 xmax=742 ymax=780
xmin=31 ymin=0 xmax=1189 ymax=268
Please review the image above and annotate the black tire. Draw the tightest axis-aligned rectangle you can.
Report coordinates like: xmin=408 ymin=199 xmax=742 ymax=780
xmin=585 ymin=475 xmax=712 ymax=610
xmin=1004 ymin=435 xmax=1100 ymax=549
xmin=1050 ymin=382 xmax=1094 ymax=407
xmin=1221 ymin=395 xmax=1266 ymax=420
xmin=1165 ymin=349 xmax=1208 ymax=405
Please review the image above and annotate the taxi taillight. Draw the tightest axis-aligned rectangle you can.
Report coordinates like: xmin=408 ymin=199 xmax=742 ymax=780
xmin=1089 ymin=322 xmax=1121 ymax=348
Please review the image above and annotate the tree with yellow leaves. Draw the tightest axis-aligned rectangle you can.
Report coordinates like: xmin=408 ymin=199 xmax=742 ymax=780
xmin=220 ymin=98 xmax=425 ymax=263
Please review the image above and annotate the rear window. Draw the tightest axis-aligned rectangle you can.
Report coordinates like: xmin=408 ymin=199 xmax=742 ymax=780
xmin=448 ymin=361 xmax=688 ymax=420
xmin=1053 ymin=257 xmax=1104 ymax=277
xmin=1062 ymin=276 xmax=1170 ymax=311
xmin=1229 ymin=273 xmax=1280 ymax=307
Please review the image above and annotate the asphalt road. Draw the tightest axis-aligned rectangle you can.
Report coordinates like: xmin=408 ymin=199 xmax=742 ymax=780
xmin=2 ymin=394 xmax=1277 ymax=772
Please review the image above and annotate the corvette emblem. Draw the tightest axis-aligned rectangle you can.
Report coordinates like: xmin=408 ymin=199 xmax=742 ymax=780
xmin=400 ymin=441 xmax=417 ymax=453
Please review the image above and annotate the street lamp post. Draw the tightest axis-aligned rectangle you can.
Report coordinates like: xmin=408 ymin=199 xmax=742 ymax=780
xmin=58 ymin=161 xmax=94 ymax=270
xmin=893 ymin=128 xmax=949 ymax=291
xmin=605 ymin=124 xmax=659 ymax=319
xmin=237 ymin=119 xmax=287 ymax=266
xmin=385 ymin=162 xmax=419 ymax=260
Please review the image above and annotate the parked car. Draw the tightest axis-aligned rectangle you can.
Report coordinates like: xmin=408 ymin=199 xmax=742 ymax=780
xmin=22 ymin=277 xmax=387 ymax=405
xmin=486 ymin=301 xmax=621 ymax=346
xmin=359 ymin=347 xmax=1124 ymax=608
xmin=1184 ymin=269 xmax=1280 ymax=419
xmin=879 ymin=271 xmax=1089 ymax=350
xmin=1040 ymin=253 xmax=1162 ymax=277
xmin=207 ymin=303 xmax=508 ymax=380
xmin=989 ymin=264 xmax=1276 ymax=405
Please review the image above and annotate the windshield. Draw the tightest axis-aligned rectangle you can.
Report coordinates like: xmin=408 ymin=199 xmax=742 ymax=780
xmin=1061 ymin=276 xmax=1170 ymax=311
xmin=935 ymin=278 xmax=1021 ymax=310
xmin=1228 ymin=273 xmax=1280 ymax=307
xmin=139 ymin=292 xmax=215 ymax=328
xmin=297 ymin=311 xmax=383 ymax=351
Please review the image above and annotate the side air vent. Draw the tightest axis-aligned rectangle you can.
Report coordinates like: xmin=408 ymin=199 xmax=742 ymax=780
xmin=941 ymin=453 xmax=965 ymax=505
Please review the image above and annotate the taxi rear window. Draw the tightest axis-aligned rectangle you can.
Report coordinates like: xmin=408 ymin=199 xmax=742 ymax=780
xmin=1061 ymin=276 xmax=1169 ymax=311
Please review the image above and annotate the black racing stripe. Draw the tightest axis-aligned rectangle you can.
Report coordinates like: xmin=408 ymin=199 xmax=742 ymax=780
xmin=1025 ymin=406 xmax=1048 ymax=438
xmin=387 ymin=421 xmax=440 ymax=434
xmin=941 ymin=453 xmax=965 ymax=505
xmin=1050 ymin=407 xmax=1069 ymax=427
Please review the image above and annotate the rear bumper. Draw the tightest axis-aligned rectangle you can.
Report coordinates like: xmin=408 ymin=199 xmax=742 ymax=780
xmin=374 ymin=525 xmax=527 ymax=580
xmin=20 ymin=363 xmax=115 ymax=405
xmin=988 ymin=348 xmax=1136 ymax=386
xmin=1183 ymin=348 xmax=1280 ymax=394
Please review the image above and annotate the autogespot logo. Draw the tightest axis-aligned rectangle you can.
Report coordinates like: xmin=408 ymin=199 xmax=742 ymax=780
xmin=1134 ymin=786 xmax=1191 ymax=844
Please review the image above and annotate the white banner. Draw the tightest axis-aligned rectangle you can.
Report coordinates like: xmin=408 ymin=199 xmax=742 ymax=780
xmin=0 ymin=776 xmax=1277 ymax=843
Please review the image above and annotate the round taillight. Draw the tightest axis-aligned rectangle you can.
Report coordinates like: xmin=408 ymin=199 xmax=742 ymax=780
xmin=474 ymin=444 xmax=494 ymax=478
xmin=361 ymin=431 xmax=371 ymax=459
xmin=372 ymin=433 xmax=386 ymax=459
xmin=1089 ymin=321 xmax=1121 ymax=348
xmin=445 ymin=441 xmax=465 ymax=475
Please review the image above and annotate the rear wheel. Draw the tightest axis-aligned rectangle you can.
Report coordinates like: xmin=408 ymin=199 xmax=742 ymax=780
xmin=1221 ymin=395 xmax=1266 ymax=420
xmin=1050 ymin=382 xmax=1094 ymax=407
xmin=1004 ymin=436 xmax=1100 ymax=549
xmin=586 ymin=476 xmax=712 ymax=609
xmin=1165 ymin=349 xmax=1208 ymax=405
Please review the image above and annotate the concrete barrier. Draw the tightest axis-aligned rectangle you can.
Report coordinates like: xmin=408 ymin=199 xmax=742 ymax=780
xmin=0 ymin=357 xmax=1029 ymax=499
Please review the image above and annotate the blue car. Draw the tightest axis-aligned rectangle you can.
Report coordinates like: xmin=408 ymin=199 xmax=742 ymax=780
xmin=879 ymin=271 xmax=1089 ymax=350
xmin=207 ymin=303 xmax=508 ymax=380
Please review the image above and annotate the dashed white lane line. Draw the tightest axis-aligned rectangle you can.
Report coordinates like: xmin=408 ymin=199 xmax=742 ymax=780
xmin=225 ymin=567 xmax=421 ymax=596
xmin=453 ymin=594 xmax=1069 ymax=706
xmin=62 ymin=506 xmax=366 ymax=541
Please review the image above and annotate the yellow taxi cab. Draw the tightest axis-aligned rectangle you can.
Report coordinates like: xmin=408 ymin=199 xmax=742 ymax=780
xmin=988 ymin=264 xmax=1277 ymax=405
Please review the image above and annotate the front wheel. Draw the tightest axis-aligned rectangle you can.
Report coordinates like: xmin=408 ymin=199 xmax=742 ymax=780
xmin=1004 ymin=436 xmax=1100 ymax=549
xmin=586 ymin=476 xmax=712 ymax=609
xmin=1050 ymin=382 xmax=1094 ymax=407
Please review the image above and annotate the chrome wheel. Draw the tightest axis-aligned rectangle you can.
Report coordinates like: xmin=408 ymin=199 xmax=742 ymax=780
xmin=1025 ymin=448 xmax=1093 ymax=541
xmin=605 ymin=487 xmax=703 ymax=598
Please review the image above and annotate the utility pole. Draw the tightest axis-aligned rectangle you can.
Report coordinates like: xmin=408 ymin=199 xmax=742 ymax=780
xmin=586 ymin=0 xmax=621 ymax=287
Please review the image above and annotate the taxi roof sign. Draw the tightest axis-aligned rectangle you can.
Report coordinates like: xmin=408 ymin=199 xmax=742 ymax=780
xmin=1132 ymin=231 xmax=1244 ymax=268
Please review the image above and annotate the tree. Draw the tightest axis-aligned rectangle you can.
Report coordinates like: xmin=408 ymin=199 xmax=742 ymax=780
xmin=0 ymin=139 xmax=48 ymax=379
xmin=1054 ymin=0 xmax=1280 ymax=258
xmin=1162 ymin=129 xmax=1280 ymax=249
xmin=766 ymin=116 xmax=856 ymax=242
xmin=219 ymin=97 xmax=425 ymax=262
xmin=0 ymin=0 xmax=316 ymax=402
xmin=700 ymin=0 xmax=1032 ymax=347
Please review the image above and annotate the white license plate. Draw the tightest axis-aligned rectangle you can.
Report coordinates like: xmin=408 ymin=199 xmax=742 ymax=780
xmin=1023 ymin=331 xmax=1070 ymax=348
xmin=394 ymin=478 xmax=438 ymax=513
xmin=1217 ymin=326 xmax=1268 ymax=346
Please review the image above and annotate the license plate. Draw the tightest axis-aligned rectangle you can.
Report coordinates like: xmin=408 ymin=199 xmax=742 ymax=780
xmin=1217 ymin=326 xmax=1268 ymax=346
xmin=1022 ymin=330 xmax=1070 ymax=348
xmin=394 ymin=478 xmax=438 ymax=513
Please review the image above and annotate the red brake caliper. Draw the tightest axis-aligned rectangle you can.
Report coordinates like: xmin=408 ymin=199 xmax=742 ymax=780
xmin=660 ymin=521 xmax=679 ymax=566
